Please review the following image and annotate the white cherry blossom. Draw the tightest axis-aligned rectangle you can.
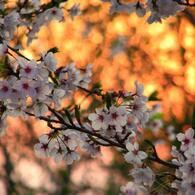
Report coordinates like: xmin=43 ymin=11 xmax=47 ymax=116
xmin=60 ymin=130 xmax=79 ymax=150
xmin=19 ymin=59 xmax=38 ymax=79
xmin=130 ymin=97 xmax=147 ymax=121
xmin=0 ymin=43 xmax=8 ymax=57
xmin=33 ymin=102 xmax=48 ymax=117
xmin=108 ymin=105 xmax=127 ymax=132
xmin=50 ymin=145 xmax=67 ymax=163
xmin=0 ymin=119 xmax=6 ymax=136
xmin=130 ymin=166 xmax=155 ymax=187
xmin=34 ymin=134 xmax=53 ymax=158
xmin=88 ymin=107 xmax=109 ymax=130
xmin=109 ymin=0 xmax=137 ymax=15
xmin=177 ymin=128 xmax=195 ymax=151
xmin=124 ymin=142 xmax=147 ymax=165
xmin=64 ymin=150 xmax=80 ymax=165
xmin=0 ymin=80 xmax=12 ymax=100
xmin=43 ymin=52 xmax=57 ymax=72
xmin=147 ymin=0 xmax=185 ymax=20
xmin=3 ymin=11 xmax=20 ymax=39
xmin=14 ymin=78 xmax=36 ymax=98
xmin=120 ymin=181 xmax=148 ymax=195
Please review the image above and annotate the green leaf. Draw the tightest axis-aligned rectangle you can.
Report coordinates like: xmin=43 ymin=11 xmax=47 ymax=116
xmin=0 ymin=57 xmax=13 ymax=78
xmin=192 ymin=106 xmax=195 ymax=129
xmin=64 ymin=109 xmax=74 ymax=125
xmin=150 ymin=113 xmax=163 ymax=120
xmin=91 ymin=82 xmax=102 ymax=95
xmin=105 ymin=93 xmax=112 ymax=110
xmin=74 ymin=105 xmax=82 ymax=127
xmin=148 ymin=91 xmax=161 ymax=101
xmin=47 ymin=47 xmax=59 ymax=54
xmin=96 ymin=49 xmax=102 ymax=57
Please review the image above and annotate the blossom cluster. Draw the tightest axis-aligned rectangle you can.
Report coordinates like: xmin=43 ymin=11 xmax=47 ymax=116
xmin=0 ymin=1 xmax=81 ymax=46
xmin=146 ymin=104 xmax=176 ymax=140
xmin=171 ymin=128 xmax=195 ymax=194
xmin=88 ymin=81 xmax=148 ymax=137
xmin=0 ymin=50 xmax=92 ymax=136
xmin=102 ymin=0 xmax=186 ymax=23
xmin=87 ymin=81 xmax=150 ymax=148
xmin=120 ymin=128 xmax=195 ymax=195
xmin=33 ymin=81 xmax=150 ymax=164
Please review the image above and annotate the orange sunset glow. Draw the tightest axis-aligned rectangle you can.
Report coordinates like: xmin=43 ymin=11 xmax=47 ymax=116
xmin=0 ymin=0 xmax=195 ymax=194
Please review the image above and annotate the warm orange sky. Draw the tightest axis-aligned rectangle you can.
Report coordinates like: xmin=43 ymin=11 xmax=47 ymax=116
xmin=18 ymin=0 xmax=194 ymax=122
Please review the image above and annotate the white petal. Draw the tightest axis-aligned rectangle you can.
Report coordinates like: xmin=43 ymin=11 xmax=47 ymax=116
xmin=176 ymin=133 xmax=185 ymax=142
xmin=92 ymin=121 xmax=101 ymax=130
xmin=138 ymin=151 xmax=147 ymax=160
xmin=124 ymin=152 xmax=133 ymax=163
xmin=88 ymin=113 xmax=98 ymax=121
xmin=126 ymin=142 xmax=133 ymax=151
xmin=39 ymin=134 xmax=49 ymax=143
xmin=186 ymin=128 xmax=194 ymax=139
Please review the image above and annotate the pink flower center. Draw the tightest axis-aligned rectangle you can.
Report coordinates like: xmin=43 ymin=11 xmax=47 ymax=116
xmin=24 ymin=66 xmax=32 ymax=74
xmin=41 ymin=143 xmax=48 ymax=151
xmin=3 ymin=48 xmax=8 ymax=54
xmin=98 ymin=114 xmax=104 ymax=122
xmin=152 ymin=121 xmax=158 ymax=127
xmin=112 ymin=112 xmax=118 ymax=120
xmin=192 ymin=183 xmax=195 ymax=189
xmin=133 ymin=149 xmax=138 ymax=155
xmin=12 ymin=89 xmax=17 ymax=93
xmin=2 ymin=85 xmax=9 ymax=92
xmin=184 ymin=138 xmax=190 ymax=145
xmin=51 ymin=9 xmax=57 ymax=15
xmin=133 ymin=104 xmax=139 ymax=111
xmin=190 ymin=165 xmax=194 ymax=172
xmin=22 ymin=83 xmax=29 ymax=90
xmin=35 ymin=87 xmax=40 ymax=93
xmin=64 ymin=135 xmax=70 ymax=142
xmin=57 ymin=147 xmax=63 ymax=154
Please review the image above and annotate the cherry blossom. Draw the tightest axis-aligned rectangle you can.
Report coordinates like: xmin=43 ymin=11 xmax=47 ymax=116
xmin=147 ymin=0 xmax=185 ymax=21
xmin=60 ymin=130 xmax=79 ymax=150
xmin=0 ymin=42 xmax=8 ymax=57
xmin=120 ymin=181 xmax=148 ymax=195
xmin=50 ymin=145 xmax=67 ymax=163
xmin=130 ymin=166 xmax=155 ymax=187
xmin=176 ymin=128 xmax=195 ymax=151
xmin=63 ymin=150 xmax=80 ymax=165
xmin=108 ymin=0 xmax=137 ymax=15
xmin=42 ymin=52 xmax=57 ymax=72
xmin=135 ymin=2 xmax=146 ymax=17
xmin=2 ymin=11 xmax=20 ymax=39
xmin=68 ymin=4 xmax=81 ymax=20
xmin=108 ymin=105 xmax=127 ymax=132
xmin=14 ymin=78 xmax=37 ymax=99
xmin=0 ymin=80 xmax=12 ymax=100
xmin=124 ymin=142 xmax=147 ymax=165
xmin=33 ymin=102 xmax=49 ymax=117
xmin=34 ymin=134 xmax=53 ymax=158
xmin=103 ymin=0 xmax=186 ymax=23
xmin=0 ymin=119 xmax=6 ymax=136
xmin=130 ymin=97 xmax=147 ymax=122
xmin=88 ymin=107 xmax=109 ymax=130
xmin=19 ymin=59 xmax=38 ymax=79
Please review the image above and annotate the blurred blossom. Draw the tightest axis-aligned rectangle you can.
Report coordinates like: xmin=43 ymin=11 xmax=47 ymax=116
xmin=68 ymin=4 xmax=82 ymax=20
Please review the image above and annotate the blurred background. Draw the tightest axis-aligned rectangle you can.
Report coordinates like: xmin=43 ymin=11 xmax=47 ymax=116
xmin=1 ymin=0 xmax=195 ymax=194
